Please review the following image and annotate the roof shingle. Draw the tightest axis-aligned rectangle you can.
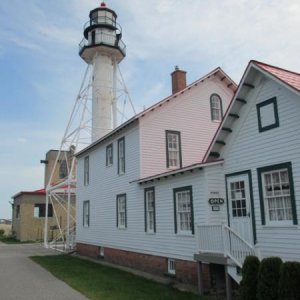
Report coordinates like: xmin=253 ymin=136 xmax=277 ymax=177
xmin=253 ymin=61 xmax=300 ymax=93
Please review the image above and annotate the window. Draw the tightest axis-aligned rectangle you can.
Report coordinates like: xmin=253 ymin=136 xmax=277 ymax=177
xmin=106 ymin=143 xmax=113 ymax=166
xmin=59 ymin=160 xmax=68 ymax=179
xmin=257 ymin=97 xmax=279 ymax=132
xmin=167 ymin=258 xmax=176 ymax=275
xmin=166 ymin=130 xmax=182 ymax=168
xmin=173 ymin=186 xmax=194 ymax=234
xmin=118 ymin=137 xmax=125 ymax=174
xmin=34 ymin=204 xmax=53 ymax=218
xmin=230 ymin=181 xmax=247 ymax=217
xmin=144 ymin=187 xmax=156 ymax=233
xmin=117 ymin=194 xmax=127 ymax=228
xmin=16 ymin=205 xmax=20 ymax=219
xmin=83 ymin=200 xmax=90 ymax=227
xmin=210 ymin=94 xmax=223 ymax=121
xmin=84 ymin=156 xmax=89 ymax=185
xmin=258 ymin=162 xmax=297 ymax=225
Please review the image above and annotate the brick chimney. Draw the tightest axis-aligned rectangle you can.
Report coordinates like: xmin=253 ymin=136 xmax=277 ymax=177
xmin=171 ymin=66 xmax=187 ymax=94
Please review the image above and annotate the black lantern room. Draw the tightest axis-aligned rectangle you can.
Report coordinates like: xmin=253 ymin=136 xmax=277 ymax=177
xmin=79 ymin=2 xmax=126 ymax=64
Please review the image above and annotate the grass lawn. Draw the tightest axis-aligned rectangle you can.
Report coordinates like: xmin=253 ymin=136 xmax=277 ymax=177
xmin=31 ymin=255 xmax=212 ymax=300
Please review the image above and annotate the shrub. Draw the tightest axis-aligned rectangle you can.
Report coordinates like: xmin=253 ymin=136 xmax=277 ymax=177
xmin=278 ymin=261 xmax=300 ymax=300
xmin=0 ymin=229 xmax=5 ymax=236
xmin=239 ymin=256 xmax=260 ymax=300
xmin=257 ymin=257 xmax=282 ymax=300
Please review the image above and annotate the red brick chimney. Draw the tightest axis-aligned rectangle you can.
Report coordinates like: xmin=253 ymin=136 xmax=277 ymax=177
xmin=171 ymin=66 xmax=187 ymax=94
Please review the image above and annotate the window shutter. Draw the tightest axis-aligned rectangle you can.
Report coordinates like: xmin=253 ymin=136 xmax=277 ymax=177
xmin=116 ymin=197 xmax=118 ymax=227
xmin=173 ymin=190 xmax=177 ymax=233
xmin=125 ymin=195 xmax=127 ymax=228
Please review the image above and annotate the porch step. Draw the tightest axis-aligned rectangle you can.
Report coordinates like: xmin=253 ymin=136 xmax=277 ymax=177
xmin=227 ymin=265 xmax=242 ymax=284
xmin=194 ymin=252 xmax=228 ymax=265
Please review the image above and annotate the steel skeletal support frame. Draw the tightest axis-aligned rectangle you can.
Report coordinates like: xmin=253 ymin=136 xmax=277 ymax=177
xmin=44 ymin=63 xmax=136 ymax=251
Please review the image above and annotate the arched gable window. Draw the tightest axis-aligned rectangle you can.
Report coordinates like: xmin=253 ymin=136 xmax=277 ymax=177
xmin=210 ymin=94 xmax=223 ymax=121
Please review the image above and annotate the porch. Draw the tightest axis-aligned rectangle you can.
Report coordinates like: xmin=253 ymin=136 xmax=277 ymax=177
xmin=194 ymin=224 xmax=257 ymax=299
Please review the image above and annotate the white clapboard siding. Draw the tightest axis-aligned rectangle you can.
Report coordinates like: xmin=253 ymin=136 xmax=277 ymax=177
xmin=139 ymin=78 xmax=234 ymax=178
xmin=223 ymin=77 xmax=300 ymax=262
xmin=204 ymin=164 xmax=228 ymax=224
xmin=77 ymin=145 xmax=221 ymax=261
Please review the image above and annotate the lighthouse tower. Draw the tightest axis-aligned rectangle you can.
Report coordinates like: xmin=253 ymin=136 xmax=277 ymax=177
xmin=79 ymin=2 xmax=126 ymax=142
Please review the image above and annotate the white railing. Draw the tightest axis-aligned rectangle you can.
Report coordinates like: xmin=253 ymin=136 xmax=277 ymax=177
xmin=196 ymin=224 xmax=255 ymax=267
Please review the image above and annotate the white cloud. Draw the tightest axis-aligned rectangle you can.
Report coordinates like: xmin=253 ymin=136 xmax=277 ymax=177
xmin=1 ymin=0 xmax=300 ymax=219
xmin=17 ymin=137 xmax=27 ymax=144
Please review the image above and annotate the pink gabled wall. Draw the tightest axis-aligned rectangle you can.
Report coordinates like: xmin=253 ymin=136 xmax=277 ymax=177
xmin=139 ymin=77 xmax=234 ymax=178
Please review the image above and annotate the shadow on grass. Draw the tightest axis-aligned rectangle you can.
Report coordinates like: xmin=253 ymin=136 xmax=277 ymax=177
xmin=31 ymin=255 xmax=214 ymax=300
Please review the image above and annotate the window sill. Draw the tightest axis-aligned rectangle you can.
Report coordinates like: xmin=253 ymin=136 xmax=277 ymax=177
xmin=106 ymin=164 xmax=113 ymax=168
xmin=164 ymin=272 xmax=176 ymax=278
xmin=176 ymin=233 xmax=194 ymax=237
xmin=262 ymin=224 xmax=298 ymax=229
xmin=117 ymin=227 xmax=127 ymax=230
xmin=145 ymin=232 xmax=155 ymax=235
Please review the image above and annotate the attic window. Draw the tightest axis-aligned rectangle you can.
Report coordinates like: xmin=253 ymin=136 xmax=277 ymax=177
xmin=210 ymin=94 xmax=223 ymax=121
xmin=257 ymin=97 xmax=279 ymax=132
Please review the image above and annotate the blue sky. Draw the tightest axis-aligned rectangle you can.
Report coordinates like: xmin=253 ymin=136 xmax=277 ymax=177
xmin=0 ymin=0 xmax=299 ymax=219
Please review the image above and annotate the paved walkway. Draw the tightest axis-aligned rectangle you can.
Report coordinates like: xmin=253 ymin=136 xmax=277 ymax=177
xmin=0 ymin=242 xmax=88 ymax=300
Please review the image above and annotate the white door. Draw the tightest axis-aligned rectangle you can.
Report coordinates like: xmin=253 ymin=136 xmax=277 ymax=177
xmin=227 ymin=174 xmax=253 ymax=245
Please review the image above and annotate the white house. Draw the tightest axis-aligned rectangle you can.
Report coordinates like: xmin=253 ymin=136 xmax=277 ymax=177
xmin=195 ymin=60 xmax=300 ymax=296
xmin=76 ymin=59 xmax=300 ymax=298
xmin=75 ymin=67 xmax=236 ymax=289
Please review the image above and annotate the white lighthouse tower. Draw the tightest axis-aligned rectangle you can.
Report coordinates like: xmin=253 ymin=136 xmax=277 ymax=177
xmin=79 ymin=2 xmax=126 ymax=142
xmin=44 ymin=3 xmax=133 ymax=251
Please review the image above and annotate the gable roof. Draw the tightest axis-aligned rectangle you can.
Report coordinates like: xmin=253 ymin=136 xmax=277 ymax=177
xmin=76 ymin=67 xmax=237 ymax=157
xmin=253 ymin=61 xmax=300 ymax=93
xmin=203 ymin=60 xmax=300 ymax=162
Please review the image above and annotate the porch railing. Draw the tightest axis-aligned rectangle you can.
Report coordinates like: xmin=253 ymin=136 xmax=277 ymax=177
xmin=196 ymin=224 xmax=255 ymax=267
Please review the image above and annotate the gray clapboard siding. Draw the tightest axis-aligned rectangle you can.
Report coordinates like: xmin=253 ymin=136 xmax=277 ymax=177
xmin=223 ymin=77 xmax=300 ymax=262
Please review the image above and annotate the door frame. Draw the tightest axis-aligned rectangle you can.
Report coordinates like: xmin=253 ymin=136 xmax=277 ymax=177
xmin=225 ymin=170 xmax=257 ymax=244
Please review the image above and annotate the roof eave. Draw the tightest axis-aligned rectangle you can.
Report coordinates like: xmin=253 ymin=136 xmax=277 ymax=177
xmin=133 ymin=159 xmax=224 ymax=184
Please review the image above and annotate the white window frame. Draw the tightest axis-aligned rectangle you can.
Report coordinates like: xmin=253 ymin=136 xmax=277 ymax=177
xmin=84 ymin=156 xmax=89 ymax=186
xmin=261 ymin=168 xmax=293 ymax=225
xmin=83 ymin=200 xmax=90 ymax=227
xmin=145 ymin=188 xmax=155 ymax=233
xmin=117 ymin=194 xmax=126 ymax=229
xmin=118 ymin=138 xmax=125 ymax=174
xmin=174 ymin=187 xmax=193 ymax=235
xmin=210 ymin=94 xmax=222 ymax=121
xmin=167 ymin=258 xmax=176 ymax=275
xmin=166 ymin=131 xmax=181 ymax=168
xmin=106 ymin=144 xmax=113 ymax=167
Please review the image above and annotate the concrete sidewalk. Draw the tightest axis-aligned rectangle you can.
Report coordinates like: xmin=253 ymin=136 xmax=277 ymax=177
xmin=0 ymin=242 xmax=88 ymax=300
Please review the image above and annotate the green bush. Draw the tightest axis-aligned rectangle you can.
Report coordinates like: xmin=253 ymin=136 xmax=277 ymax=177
xmin=0 ymin=229 xmax=5 ymax=236
xmin=240 ymin=256 xmax=260 ymax=300
xmin=278 ymin=261 xmax=300 ymax=300
xmin=257 ymin=257 xmax=282 ymax=300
